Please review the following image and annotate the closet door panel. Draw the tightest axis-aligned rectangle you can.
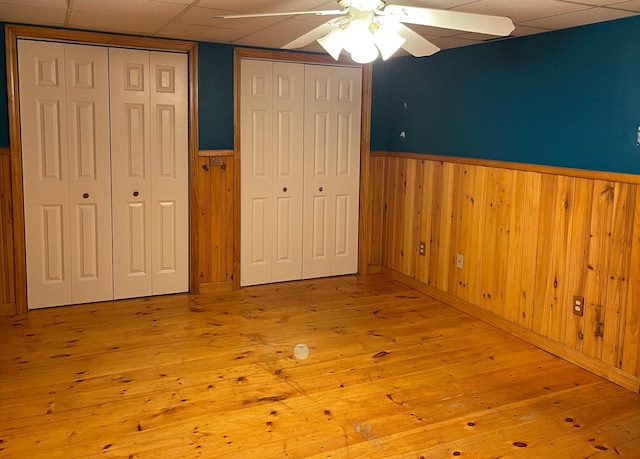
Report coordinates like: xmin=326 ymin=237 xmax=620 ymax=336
xmin=110 ymin=48 xmax=153 ymax=299
xmin=271 ymin=63 xmax=304 ymax=282
xmin=18 ymin=40 xmax=72 ymax=308
xmin=241 ymin=61 xmax=305 ymax=286
xmin=65 ymin=44 xmax=113 ymax=304
xmin=330 ymin=67 xmax=361 ymax=275
xmin=303 ymin=65 xmax=361 ymax=278
xmin=303 ymin=111 xmax=333 ymax=278
xmin=149 ymin=52 xmax=188 ymax=294
xmin=303 ymin=66 xmax=334 ymax=279
xmin=241 ymin=60 xmax=274 ymax=286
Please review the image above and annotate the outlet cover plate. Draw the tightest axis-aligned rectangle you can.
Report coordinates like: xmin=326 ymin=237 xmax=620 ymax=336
xmin=573 ymin=296 xmax=584 ymax=316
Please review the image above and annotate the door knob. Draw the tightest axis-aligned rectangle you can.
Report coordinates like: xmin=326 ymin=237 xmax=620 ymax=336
xmin=283 ymin=187 xmax=287 ymax=192
xmin=82 ymin=193 xmax=89 ymax=199
xmin=319 ymin=187 xmax=323 ymax=192
xmin=133 ymin=191 xmax=139 ymax=197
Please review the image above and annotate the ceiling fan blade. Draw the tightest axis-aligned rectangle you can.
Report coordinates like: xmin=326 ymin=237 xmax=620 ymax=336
xmin=214 ymin=10 xmax=344 ymax=19
xmin=384 ymin=5 xmax=515 ymax=36
xmin=283 ymin=18 xmax=345 ymax=49
xmin=394 ymin=23 xmax=440 ymax=57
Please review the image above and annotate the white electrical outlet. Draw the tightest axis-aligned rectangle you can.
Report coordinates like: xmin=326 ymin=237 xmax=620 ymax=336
xmin=456 ymin=253 xmax=464 ymax=269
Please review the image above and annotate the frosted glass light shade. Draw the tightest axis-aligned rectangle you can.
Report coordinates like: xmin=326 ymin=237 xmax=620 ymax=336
xmin=373 ymin=23 xmax=406 ymax=60
xmin=316 ymin=11 xmax=407 ymax=64
xmin=343 ymin=15 xmax=379 ymax=63
xmin=318 ymin=28 xmax=345 ymax=61
xmin=350 ymin=40 xmax=379 ymax=63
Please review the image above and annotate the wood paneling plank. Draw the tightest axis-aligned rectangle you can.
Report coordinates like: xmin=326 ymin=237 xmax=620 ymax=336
xmin=417 ymin=160 xmax=435 ymax=285
xmin=447 ymin=163 xmax=464 ymax=294
xmin=0 ymin=154 xmax=14 ymax=306
xmin=505 ymin=170 xmax=526 ymax=323
xmin=584 ymin=180 xmax=615 ymax=361
xmin=452 ymin=165 xmax=475 ymax=302
xmin=490 ymin=168 xmax=513 ymax=317
xmin=369 ymin=156 xmax=385 ymax=267
xmin=402 ymin=159 xmax=417 ymax=277
xmin=410 ymin=159 xmax=425 ymax=280
xmin=544 ymin=175 xmax=573 ymax=342
xmin=197 ymin=157 xmax=212 ymax=284
xmin=622 ymin=188 xmax=640 ymax=375
xmin=479 ymin=168 xmax=501 ymax=312
xmin=427 ymin=161 xmax=443 ymax=288
xmin=603 ymin=183 xmax=636 ymax=367
xmin=435 ymin=162 xmax=454 ymax=292
xmin=563 ymin=178 xmax=593 ymax=351
xmin=467 ymin=166 xmax=488 ymax=307
xmin=532 ymin=175 xmax=558 ymax=336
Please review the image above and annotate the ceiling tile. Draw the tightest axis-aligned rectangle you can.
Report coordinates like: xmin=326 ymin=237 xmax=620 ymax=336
xmin=68 ymin=10 xmax=168 ymax=34
xmin=609 ymin=0 xmax=640 ymax=11
xmin=0 ymin=0 xmax=66 ymax=7
xmin=430 ymin=35 xmax=485 ymax=50
xmin=521 ymin=6 xmax=636 ymax=28
xmin=157 ymin=22 xmax=249 ymax=41
xmin=72 ymin=0 xmax=187 ymax=19
xmin=453 ymin=0 xmax=591 ymax=22
xmin=573 ymin=0 xmax=626 ymax=4
xmin=179 ymin=6 xmax=283 ymax=29
xmin=196 ymin=0 xmax=334 ymax=15
xmin=229 ymin=30 xmax=306 ymax=48
xmin=149 ymin=0 xmax=193 ymax=4
xmin=511 ymin=24 xmax=553 ymax=36
xmin=0 ymin=3 xmax=67 ymax=25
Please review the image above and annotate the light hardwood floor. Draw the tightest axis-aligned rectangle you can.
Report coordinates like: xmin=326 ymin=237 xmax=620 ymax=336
xmin=1 ymin=274 xmax=639 ymax=458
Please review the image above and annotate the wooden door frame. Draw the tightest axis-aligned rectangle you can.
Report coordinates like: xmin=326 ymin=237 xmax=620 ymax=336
xmin=5 ymin=25 xmax=200 ymax=314
xmin=233 ymin=48 xmax=373 ymax=289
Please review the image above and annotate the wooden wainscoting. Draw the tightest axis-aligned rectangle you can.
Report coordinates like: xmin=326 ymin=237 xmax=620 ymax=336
xmin=197 ymin=150 xmax=234 ymax=292
xmin=371 ymin=151 xmax=640 ymax=391
xmin=0 ymin=148 xmax=15 ymax=315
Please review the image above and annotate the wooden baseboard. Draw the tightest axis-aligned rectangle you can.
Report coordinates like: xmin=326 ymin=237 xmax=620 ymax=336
xmin=382 ymin=267 xmax=640 ymax=393
xmin=198 ymin=281 xmax=233 ymax=294
xmin=363 ymin=264 xmax=382 ymax=275
xmin=0 ymin=302 xmax=17 ymax=316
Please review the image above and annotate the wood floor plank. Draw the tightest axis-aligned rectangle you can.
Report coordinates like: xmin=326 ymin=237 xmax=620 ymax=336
xmin=1 ymin=274 xmax=639 ymax=458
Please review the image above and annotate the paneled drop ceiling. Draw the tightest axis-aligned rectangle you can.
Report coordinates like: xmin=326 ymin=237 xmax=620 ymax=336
xmin=1 ymin=0 xmax=640 ymax=55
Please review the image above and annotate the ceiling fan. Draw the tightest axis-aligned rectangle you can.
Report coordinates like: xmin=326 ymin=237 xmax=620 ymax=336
xmin=215 ymin=0 xmax=515 ymax=63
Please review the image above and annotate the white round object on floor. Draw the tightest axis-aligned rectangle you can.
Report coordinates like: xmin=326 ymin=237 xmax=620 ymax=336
xmin=293 ymin=343 xmax=309 ymax=360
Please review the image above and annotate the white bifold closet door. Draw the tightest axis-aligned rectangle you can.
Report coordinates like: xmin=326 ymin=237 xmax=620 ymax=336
xmin=302 ymin=65 xmax=362 ymax=279
xmin=109 ymin=49 xmax=189 ymax=300
xmin=19 ymin=40 xmax=114 ymax=309
xmin=240 ymin=60 xmax=305 ymax=286
xmin=18 ymin=40 xmax=189 ymax=309
xmin=240 ymin=59 xmax=362 ymax=287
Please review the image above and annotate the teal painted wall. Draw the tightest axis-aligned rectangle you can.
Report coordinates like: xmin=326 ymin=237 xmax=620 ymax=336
xmin=3 ymin=17 xmax=640 ymax=174
xmin=197 ymin=42 xmax=234 ymax=150
xmin=371 ymin=15 xmax=640 ymax=175
xmin=0 ymin=26 xmax=236 ymax=150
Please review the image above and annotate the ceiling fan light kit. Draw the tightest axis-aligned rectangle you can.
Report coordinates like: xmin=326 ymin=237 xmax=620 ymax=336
xmin=216 ymin=0 xmax=515 ymax=64
xmin=317 ymin=8 xmax=407 ymax=63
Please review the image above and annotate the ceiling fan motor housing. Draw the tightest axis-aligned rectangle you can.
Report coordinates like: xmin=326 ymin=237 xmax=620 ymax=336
xmin=338 ymin=0 xmax=385 ymax=12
